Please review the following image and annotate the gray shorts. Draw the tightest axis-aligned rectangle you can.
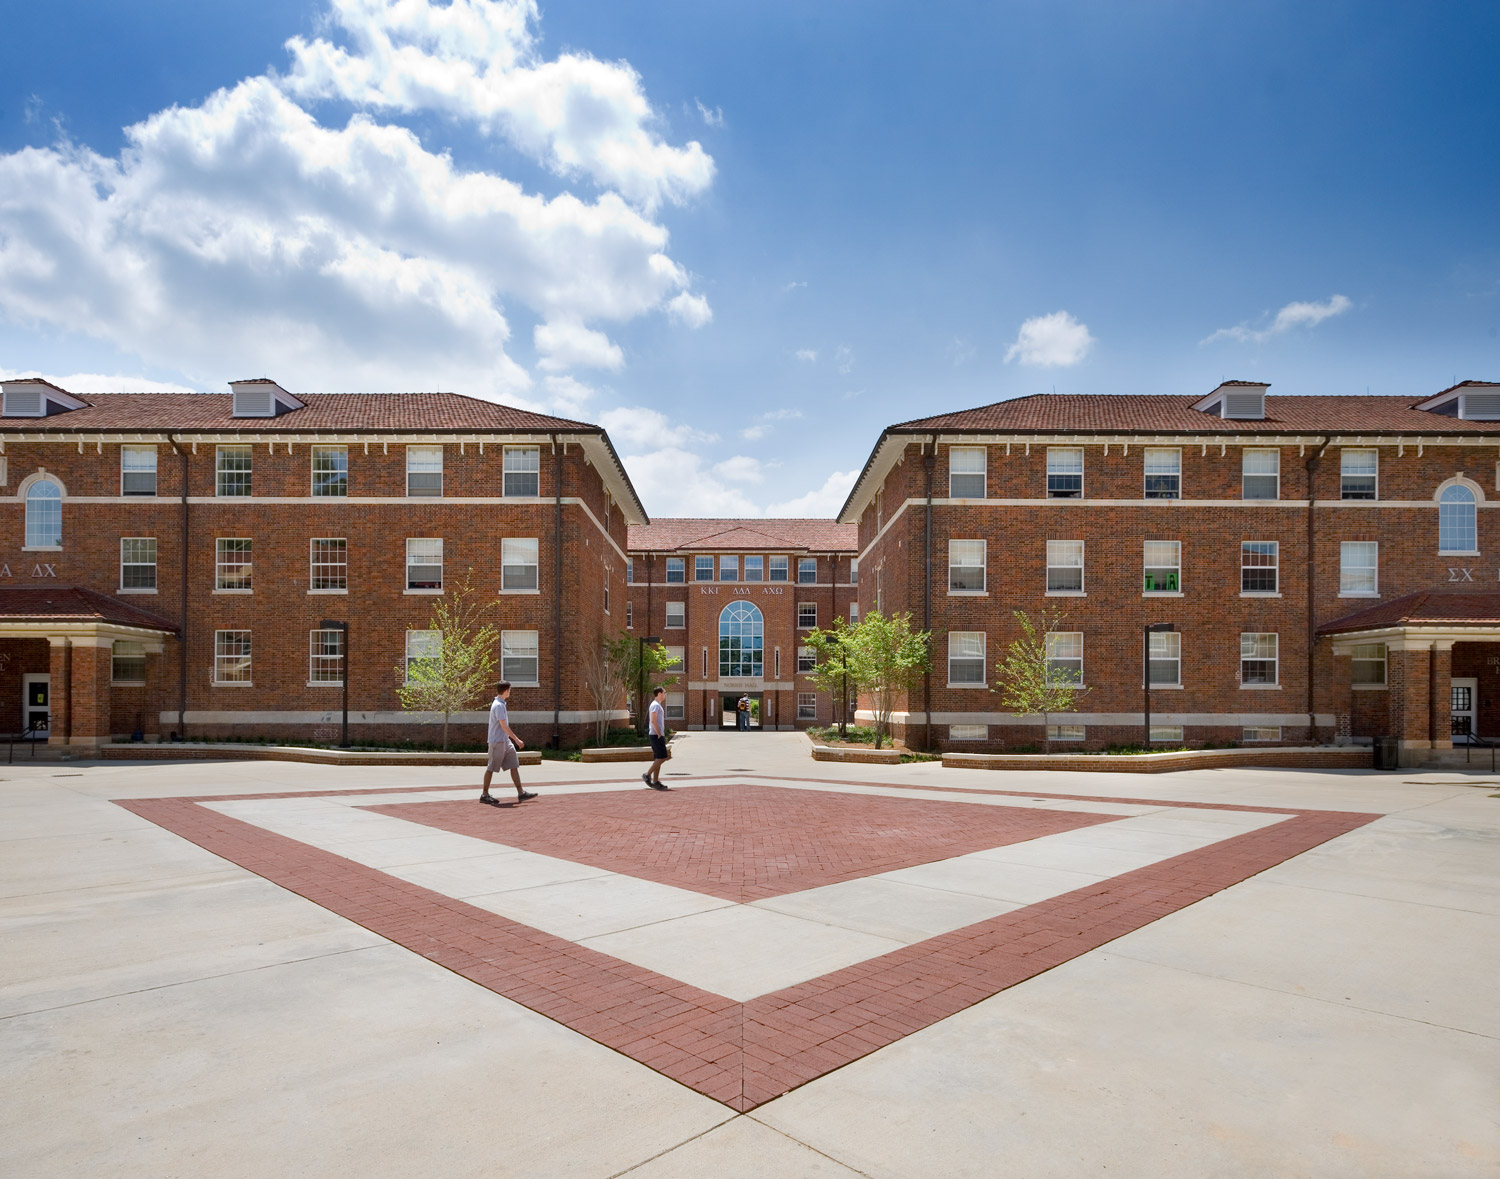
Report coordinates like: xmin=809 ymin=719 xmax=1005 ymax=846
xmin=487 ymin=741 xmax=520 ymax=772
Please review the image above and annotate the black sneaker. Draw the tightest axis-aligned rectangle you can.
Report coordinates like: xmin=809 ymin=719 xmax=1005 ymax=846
xmin=479 ymin=794 xmax=500 ymax=807
xmin=517 ymin=790 xmax=538 ymax=801
xmin=647 ymin=780 xmax=669 ymax=791
xmin=642 ymin=772 xmax=653 ymax=787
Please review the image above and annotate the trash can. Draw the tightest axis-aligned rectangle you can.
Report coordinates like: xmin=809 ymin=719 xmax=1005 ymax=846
xmin=1373 ymin=735 xmax=1400 ymax=770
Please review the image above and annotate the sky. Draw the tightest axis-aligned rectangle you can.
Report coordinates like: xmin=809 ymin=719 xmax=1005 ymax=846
xmin=1 ymin=0 xmax=1497 ymax=518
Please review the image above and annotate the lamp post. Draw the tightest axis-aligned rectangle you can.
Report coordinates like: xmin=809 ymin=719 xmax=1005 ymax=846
xmin=637 ymin=635 xmax=661 ymax=735
xmin=320 ymin=619 xmax=349 ymax=748
xmin=827 ymin=631 xmax=849 ymax=739
xmin=1143 ymin=622 xmax=1175 ymax=751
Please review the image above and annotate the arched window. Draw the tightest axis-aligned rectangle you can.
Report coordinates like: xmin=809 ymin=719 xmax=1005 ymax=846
xmin=719 ymin=601 xmax=764 ymax=679
xmin=25 ymin=478 xmax=62 ymax=548
xmin=1439 ymin=483 xmax=1477 ymax=553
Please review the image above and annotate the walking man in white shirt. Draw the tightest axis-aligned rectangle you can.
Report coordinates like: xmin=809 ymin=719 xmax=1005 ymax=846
xmin=643 ymin=686 xmax=670 ymax=790
xmin=480 ymin=681 xmax=536 ymax=806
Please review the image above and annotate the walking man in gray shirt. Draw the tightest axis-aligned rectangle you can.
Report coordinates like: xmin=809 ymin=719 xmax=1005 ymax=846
xmin=642 ymin=686 xmax=670 ymax=790
xmin=480 ymin=681 xmax=536 ymax=806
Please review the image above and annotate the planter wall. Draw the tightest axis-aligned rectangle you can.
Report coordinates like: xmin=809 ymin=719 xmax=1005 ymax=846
xmin=99 ymin=743 xmax=542 ymax=767
xmin=942 ymin=746 xmax=1371 ymax=774
xmin=811 ymin=744 xmax=904 ymax=765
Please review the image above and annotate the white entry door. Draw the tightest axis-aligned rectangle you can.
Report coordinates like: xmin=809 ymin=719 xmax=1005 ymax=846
xmin=1451 ymin=677 xmax=1478 ymax=742
xmin=20 ymin=673 xmax=50 ymax=738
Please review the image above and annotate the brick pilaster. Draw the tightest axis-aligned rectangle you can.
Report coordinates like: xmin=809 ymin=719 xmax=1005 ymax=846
xmin=47 ymin=638 xmax=71 ymax=745
xmin=67 ymin=640 xmax=112 ymax=747
xmin=1387 ymin=644 xmax=1432 ymax=747
xmin=1430 ymin=643 xmax=1453 ymax=749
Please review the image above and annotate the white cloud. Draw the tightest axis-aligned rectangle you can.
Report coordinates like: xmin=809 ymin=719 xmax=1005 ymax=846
xmin=794 ymin=348 xmax=818 ymax=362
xmin=1203 ymin=294 xmax=1353 ymax=344
xmin=782 ymin=280 xmax=806 ymax=292
xmin=540 ymin=373 xmax=596 ymax=416
xmin=841 ymin=388 xmax=863 ymax=400
xmin=618 ymin=445 xmax=761 ymax=516
xmin=534 ymin=320 xmax=623 ymax=371
xmin=738 ymin=406 xmax=802 ymax=441
xmin=765 ymin=469 xmax=858 ymax=516
xmin=599 ymin=404 xmax=716 ymax=450
xmin=0 ymin=367 xmax=195 ymax=394
xmin=834 ymin=345 xmax=853 ymax=374
xmin=946 ymin=337 xmax=975 ymax=366
xmin=712 ymin=455 xmax=763 ymax=483
xmin=0 ymin=2 xmax=711 ymax=404
xmin=666 ymin=291 xmax=713 ymax=328
xmin=695 ymin=99 xmax=724 ymax=128
xmin=1004 ymin=311 xmax=1094 ymax=367
xmin=740 ymin=425 xmax=766 ymax=441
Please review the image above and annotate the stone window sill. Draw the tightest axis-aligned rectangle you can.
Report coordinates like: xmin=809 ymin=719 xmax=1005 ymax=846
xmin=213 ymin=589 xmax=253 ymax=595
xmin=1240 ymin=592 xmax=1282 ymax=598
xmin=117 ymin=588 xmax=158 ymax=595
xmin=1438 ymin=551 xmax=1480 ymax=557
xmin=1338 ymin=592 xmax=1380 ymax=598
xmin=405 ymin=588 xmax=444 ymax=595
xmin=22 ymin=546 xmax=61 ymax=553
xmin=212 ymin=681 xmax=253 ymax=688
xmin=307 ymin=681 xmax=344 ymax=688
xmin=948 ymin=589 xmax=989 ymax=597
xmin=946 ymin=683 xmax=989 ymax=690
xmin=1239 ymin=683 xmax=1282 ymax=690
xmin=1351 ymin=683 xmax=1389 ymax=691
xmin=499 ymin=588 xmax=541 ymax=595
xmin=1143 ymin=591 xmax=1184 ymax=598
xmin=1045 ymin=590 xmax=1086 ymax=597
xmin=308 ymin=588 xmax=348 ymax=595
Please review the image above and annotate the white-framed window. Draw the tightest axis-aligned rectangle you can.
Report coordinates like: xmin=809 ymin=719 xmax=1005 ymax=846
xmin=311 ymin=445 xmax=348 ymax=497
xmin=1241 ymin=541 xmax=1278 ymax=593
xmin=663 ymin=645 xmax=685 ymax=671
xmin=1046 ymin=540 xmax=1084 ymax=593
xmin=948 ymin=539 xmax=986 ymax=592
xmin=1148 ymin=631 xmax=1181 ymax=686
xmin=24 ymin=478 xmax=62 ymax=548
xmin=949 ymin=724 xmax=988 ymax=741
xmin=772 ymin=647 xmax=778 ymax=679
xmin=797 ymin=693 xmax=818 ymax=720
xmin=405 ymin=630 xmax=440 ymax=682
xmin=1243 ymin=726 xmax=1281 ymax=742
xmin=1143 ymin=540 xmax=1180 ymax=594
xmin=720 ymin=555 xmax=739 ymax=581
xmin=770 ymin=555 xmax=789 ymax=582
xmin=308 ymin=628 xmax=345 ymax=685
xmin=695 ymin=556 xmax=714 ymax=581
xmin=1340 ymin=541 xmax=1378 ymax=595
xmin=797 ymin=557 xmax=818 ymax=584
xmin=503 ymin=446 xmax=540 ymax=496
xmin=1046 ymin=447 xmax=1083 ymax=498
xmin=1439 ymin=484 xmax=1478 ymax=553
xmin=797 ymin=645 xmax=816 ymax=673
xmin=744 ymin=555 xmax=764 ymax=582
xmin=666 ymin=557 xmax=685 ymax=583
xmin=406 ymin=445 xmax=443 ymax=496
xmin=501 ymin=630 xmax=540 ymax=685
xmin=1046 ymin=632 xmax=1084 ymax=686
xmin=665 ymin=691 xmax=685 ymax=721
xmin=625 ymin=601 xmax=634 ymax=629
xmin=603 ymin=582 xmax=610 ymax=614
xmin=500 ymin=538 xmax=539 ymax=591
xmin=1144 ymin=448 xmax=1181 ymax=499
xmin=111 ymin=640 xmax=147 ymax=685
xmin=216 ymin=445 xmax=251 ymax=497
xmin=121 ymin=445 xmax=157 ymax=495
xmin=216 ymin=538 xmax=252 ymax=591
xmin=1241 ymin=633 xmax=1278 ymax=685
xmin=406 ymin=538 xmax=443 ymax=590
xmin=948 ymin=632 xmax=986 ymax=685
xmin=625 ymin=558 xmax=634 ymax=584
xmin=1150 ymin=725 xmax=1183 ymax=743
xmin=214 ymin=630 xmax=252 ymax=684
xmin=849 ymin=601 xmax=860 ymax=624
xmin=120 ymin=538 xmax=157 ymax=591
xmin=0 ymin=456 xmax=7 ymax=485
xmin=1242 ymin=449 xmax=1279 ymax=500
xmin=1352 ymin=642 xmax=1387 ymax=685
xmin=1341 ymin=449 xmax=1378 ymax=499
xmin=849 ymin=558 xmax=858 ymax=585
xmin=666 ymin=601 xmax=685 ymax=628
xmin=797 ymin=602 xmax=817 ymax=629
xmin=310 ymin=538 xmax=347 ymax=591
xmin=1047 ymin=724 xmax=1086 ymax=742
xmin=950 ymin=446 xmax=986 ymax=498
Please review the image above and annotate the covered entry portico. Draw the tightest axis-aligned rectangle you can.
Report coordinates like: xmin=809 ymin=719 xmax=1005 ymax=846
xmin=1322 ymin=590 xmax=1500 ymax=766
xmin=0 ymin=588 xmax=174 ymax=750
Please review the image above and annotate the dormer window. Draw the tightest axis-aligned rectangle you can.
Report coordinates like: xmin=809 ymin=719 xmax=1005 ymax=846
xmin=229 ymin=379 xmax=304 ymax=418
xmin=2 ymin=379 xmax=88 ymax=419
xmin=1194 ymin=381 xmax=1268 ymax=421
xmin=1416 ymin=382 xmax=1500 ymax=420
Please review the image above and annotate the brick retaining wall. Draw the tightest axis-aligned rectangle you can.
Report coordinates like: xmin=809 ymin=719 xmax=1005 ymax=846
xmin=943 ymin=747 xmax=1372 ymax=773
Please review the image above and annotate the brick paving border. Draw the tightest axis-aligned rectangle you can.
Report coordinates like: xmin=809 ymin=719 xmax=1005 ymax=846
xmin=117 ymin=776 xmax=1378 ymax=1112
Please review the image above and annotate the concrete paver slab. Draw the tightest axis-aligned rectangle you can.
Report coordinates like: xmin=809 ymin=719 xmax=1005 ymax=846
xmin=750 ymin=875 xmax=1021 ymax=942
xmin=386 ymin=849 xmax=610 ymax=896
xmin=880 ymin=853 xmax=1106 ymax=903
xmin=623 ymin=1116 xmax=867 ymax=1178
xmin=0 ymin=828 xmax=236 ymax=899
xmin=465 ymin=871 xmax=734 ymax=939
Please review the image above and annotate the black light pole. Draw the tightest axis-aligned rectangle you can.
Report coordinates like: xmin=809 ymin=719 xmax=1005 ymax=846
xmin=1143 ymin=622 xmax=1175 ymax=750
xmin=320 ymin=619 xmax=350 ymax=748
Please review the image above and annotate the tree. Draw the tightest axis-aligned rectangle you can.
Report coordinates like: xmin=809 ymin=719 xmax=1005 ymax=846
xmin=802 ymin=618 xmax=861 ymax=739
xmin=582 ymin=632 xmax=679 ymax=745
xmin=626 ymin=636 xmax=680 ymax=736
xmin=393 ymin=573 xmax=498 ymax=750
xmin=846 ymin=610 xmax=931 ymax=750
xmin=990 ymin=608 xmax=1089 ymax=754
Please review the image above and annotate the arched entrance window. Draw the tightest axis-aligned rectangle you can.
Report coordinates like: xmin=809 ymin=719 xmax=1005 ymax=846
xmin=25 ymin=478 xmax=62 ymax=548
xmin=719 ymin=601 xmax=764 ymax=678
xmin=1439 ymin=483 xmax=1477 ymax=554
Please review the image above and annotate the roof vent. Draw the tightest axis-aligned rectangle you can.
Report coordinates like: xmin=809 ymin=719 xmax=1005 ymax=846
xmin=229 ymin=379 xmax=304 ymax=418
xmin=1193 ymin=380 xmax=1268 ymax=421
xmin=1 ymin=378 xmax=88 ymax=419
xmin=1413 ymin=381 xmax=1500 ymax=421
xmin=1462 ymin=392 xmax=1500 ymax=420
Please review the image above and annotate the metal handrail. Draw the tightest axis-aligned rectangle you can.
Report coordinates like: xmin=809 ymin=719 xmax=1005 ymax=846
xmin=8 ymin=720 xmax=48 ymax=764
xmin=1453 ymin=719 xmax=1497 ymax=772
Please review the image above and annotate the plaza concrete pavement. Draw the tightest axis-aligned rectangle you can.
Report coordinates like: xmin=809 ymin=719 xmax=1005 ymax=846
xmin=1 ymin=732 xmax=1497 ymax=1177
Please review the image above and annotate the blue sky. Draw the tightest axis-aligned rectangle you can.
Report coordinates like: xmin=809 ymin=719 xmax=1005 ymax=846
xmin=2 ymin=0 xmax=1497 ymax=515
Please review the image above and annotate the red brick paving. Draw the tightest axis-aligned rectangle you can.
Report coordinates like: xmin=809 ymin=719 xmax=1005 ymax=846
xmin=117 ymin=777 xmax=1378 ymax=1112
xmin=362 ymin=783 xmax=1117 ymax=902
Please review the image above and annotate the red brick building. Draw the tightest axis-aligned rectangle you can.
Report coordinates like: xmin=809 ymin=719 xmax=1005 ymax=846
xmin=840 ymin=380 xmax=1500 ymax=764
xmin=0 ymin=376 xmax=644 ymax=750
xmin=626 ymin=519 xmax=858 ymax=731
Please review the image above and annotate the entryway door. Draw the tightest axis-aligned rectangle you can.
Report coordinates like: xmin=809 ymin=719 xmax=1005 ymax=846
xmin=1451 ymin=678 xmax=1478 ymax=742
xmin=20 ymin=674 xmax=50 ymax=738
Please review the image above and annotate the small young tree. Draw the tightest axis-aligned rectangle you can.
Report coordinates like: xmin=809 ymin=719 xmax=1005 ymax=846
xmin=625 ymin=636 xmax=680 ymax=735
xmin=847 ymin=610 xmax=931 ymax=750
xmin=579 ymin=632 xmax=679 ymax=745
xmin=802 ymin=619 xmax=861 ymax=739
xmin=393 ymin=573 xmax=499 ymax=750
xmin=990 ymin=608 xmax=1089 ymax=754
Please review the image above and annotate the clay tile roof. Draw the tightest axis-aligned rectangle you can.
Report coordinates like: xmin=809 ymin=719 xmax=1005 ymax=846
xmin=629 ymin=518 xmax=859 ymax=553
xmin=1319 ymin=590 xmax=1500 ymax=635
xmin=0 ymin=587 xmax=177 ymax=633
xmin=890 ymin=392 xmax=1500 ymax=434
xmin=0 ymin=391 xmax=595 ymax=432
